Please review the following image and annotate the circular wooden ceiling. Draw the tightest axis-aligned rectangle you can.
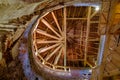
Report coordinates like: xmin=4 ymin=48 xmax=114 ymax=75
xmin=32 ymin=5 xmax=100 ymax=71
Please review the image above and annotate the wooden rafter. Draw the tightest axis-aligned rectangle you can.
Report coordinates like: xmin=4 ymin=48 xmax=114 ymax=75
xmin=38 ymin=43 xmax=60 ymax=53
xmin=51 ymin=12 xmax=63 ymax=35
xmin=54 ymin=47 xmax=63 ymax=65
xmin=63 ymin=7 xmax=67 ymax=67
xmin=41 ymin=18 xmax=61 ymax=37
xmin=86 ymin=61 xmax=93 ymax=68
xmin=33 ymin=5 xmax=101 ymax=70
xmin=36 ymin=39 xmax=60 ymax=44
xmin=45 ymin=45 xmax=62 ymax=61
xmin=84 ymin=6 xmax=92 ymax=66
xmin=36 ymin=29 xmax=59 ymax=40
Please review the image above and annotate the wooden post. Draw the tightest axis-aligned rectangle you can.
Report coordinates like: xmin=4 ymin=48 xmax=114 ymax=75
xmin=84 ymin=6 xmax=91 ymax=66
xmin=63 ymin=7 xmax=67 ymax=68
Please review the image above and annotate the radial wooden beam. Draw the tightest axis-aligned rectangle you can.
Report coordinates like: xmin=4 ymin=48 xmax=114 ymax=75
xmin=38 ymin=43 xmax=60 ymax=53
xmin=36 ymin=39 xmax=60 ymax=44
xmin=84 ymin=6 xmax=92 ymax=66
xmin=51 ymin=12 xmax=63 ymax=35
xmin=41 ymin=18 xmax=61 ymax=37
xmin=54 ymin=47 xmax=63 ymax=65
xmin=45 ymin=45 xmax=62 ymax=61
xmin=63 ymin=7 xmax=67 ymax=67
xmin=36 ymin=29 xmax=59 ymax=40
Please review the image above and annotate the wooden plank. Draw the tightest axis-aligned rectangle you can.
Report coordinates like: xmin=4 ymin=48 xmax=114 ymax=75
xmin=36 ymin=39 xmax=60 ymax=44
xmin=41 ymin=18 xmax=61 ymax=37
xmin=45 ymin=45 xmax=62 ymax=61
xmin=36 ymin=29 xmax=59 ymax=40
xmin=38 ymin=43 xmax=60 ymax=53
xmin=54 ymin=47 xmax=63 ymax=65
xmin=51 ymin=12 xmax=63 ymax=35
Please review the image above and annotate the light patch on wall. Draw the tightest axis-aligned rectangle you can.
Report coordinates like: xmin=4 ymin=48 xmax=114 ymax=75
xmin=95 ymin=6 xmax=100 ymax=11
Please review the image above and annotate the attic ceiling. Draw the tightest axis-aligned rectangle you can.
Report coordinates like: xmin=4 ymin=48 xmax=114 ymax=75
xmin=0 ymin=0 xmax=120 ymax=80
xmin=32 ymin=5 xmax=100 ymax=71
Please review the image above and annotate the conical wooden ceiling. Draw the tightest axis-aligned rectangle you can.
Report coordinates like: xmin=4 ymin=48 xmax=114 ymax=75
xmin=32 ymin=5 xmax=100 ymax=71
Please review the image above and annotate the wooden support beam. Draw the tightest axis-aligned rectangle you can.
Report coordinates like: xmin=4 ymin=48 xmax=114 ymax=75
xmin=84 ymin=6 xmax=91 ymax=66
xmin=36 ymin=40 xmax=60 ymax=44
xmin=67 ymin=18 xmax=87 ymax=20
xmin=51 ymin=12 xmax=63 ymax=35
xmin=63 ymin=7 xmax=67 ymax=67
xmin=86 ymin=61 xmax=93 ymax=68
xmin=38 ymin=43 xmax=60 ymax=53
xmin=90 ymin=10 xmax=99 ymax=19
xmin=41 ymin=18 xmax=61 ymax=37
xmin=97 ymin=1 xmax=111 ymax=79
xmin=54 ymin=47 xmax=63 ymax=65
xmin=37 ymin=53 xmax=45 ymax=61
xmin=36 ymin=29 xmax=59 ymax=40
xmin=45 ymin=45 xmax=62 ymax=61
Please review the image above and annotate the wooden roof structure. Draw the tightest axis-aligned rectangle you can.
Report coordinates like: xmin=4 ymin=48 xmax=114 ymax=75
xmin=32 ymin=5 xmax=100 ymax=71
xmin=0 ymin=0 xmax=120 ymax=80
